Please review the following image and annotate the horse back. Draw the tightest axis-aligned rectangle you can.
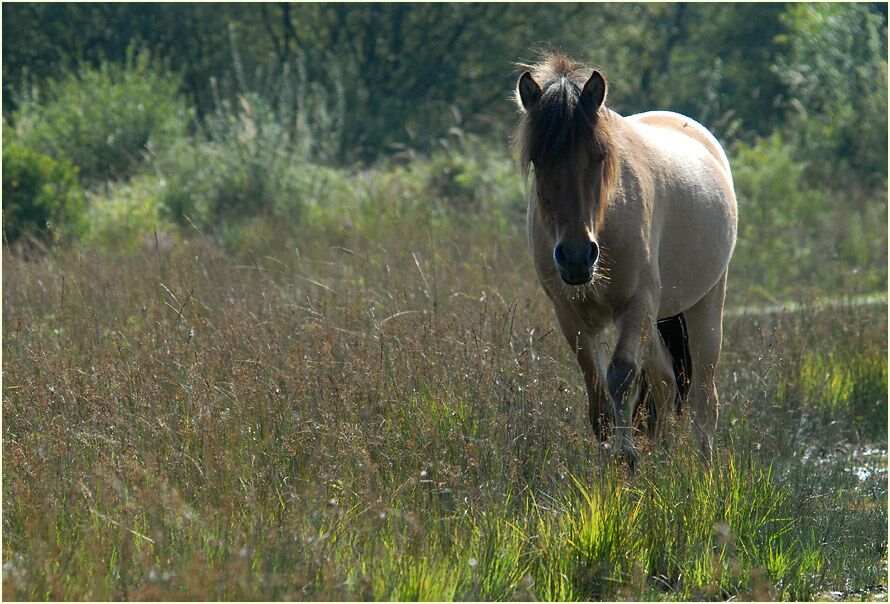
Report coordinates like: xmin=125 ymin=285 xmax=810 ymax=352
xmin=626 ymin=111 xmax=733 ymax=187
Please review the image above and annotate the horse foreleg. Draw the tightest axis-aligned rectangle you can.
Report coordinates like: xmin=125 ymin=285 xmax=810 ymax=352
xmin=582 ymin=346 xmax=612 ymax=441
xmin=608 ymin=300 xmax=657 ymax=464
xmin=553 ymin=306 xmax=612 ymax=440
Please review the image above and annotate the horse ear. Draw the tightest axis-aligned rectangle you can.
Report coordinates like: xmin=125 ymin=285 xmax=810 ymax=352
xmin=580 ymin=70 xmax=606 ymax=114
xmin=517 ymin=71 xmax=542 ymax=111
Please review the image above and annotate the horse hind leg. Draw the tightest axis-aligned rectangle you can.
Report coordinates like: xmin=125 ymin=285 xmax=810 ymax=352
xmin=656 ymin=312 xmax=692 ymax=414
xmin=636 ymin=322 xmax=679 ymax=441
xmin=682 ymin=270 xmax=728 ymax=464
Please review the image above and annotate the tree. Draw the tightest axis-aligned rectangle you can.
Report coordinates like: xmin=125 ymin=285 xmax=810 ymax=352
xmin=778 ymin=3 xmax=888 ymax=187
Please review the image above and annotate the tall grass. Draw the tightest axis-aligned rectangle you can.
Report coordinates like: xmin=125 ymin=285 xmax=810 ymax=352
xmin=3 ymin=196 xmax=886 ymax=599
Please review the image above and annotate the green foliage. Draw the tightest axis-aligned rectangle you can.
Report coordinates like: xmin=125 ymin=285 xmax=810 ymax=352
xmin=250 ymin=4 xmax=582 ymax=162
xmin=82 ymin=175 xmax=175 ymax=250
xmin=13 ymin=48 xmax=191 ymax=183
xmin=4 ymin=3 xmax=887 ymax=187
xmin=729 ymin=132 xmax=887 ymax=302
xmin=422 ymin=135 xmax=525 ymax=219
xmin=153 ymin=114 xmax=525 ymax=258
xmin=778 ymin=3 xmax=888 ymax=187
xmin=598 ymin=3 xmax=791 ymax=141
xmin=156 ymin=93 xmax=307 ymax=231
xmin=2 ymin=4 xmax=235 ymax=120
xmin=671 ymin=4 xmax=790 ymax=138
xmin=2 ymin=139 xmax=85 ymax=242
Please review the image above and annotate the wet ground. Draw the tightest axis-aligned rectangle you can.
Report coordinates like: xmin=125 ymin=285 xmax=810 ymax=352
xmin=811 ymin=444 xmax=888 ymax=602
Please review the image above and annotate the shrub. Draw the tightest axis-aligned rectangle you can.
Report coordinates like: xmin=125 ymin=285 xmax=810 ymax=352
xmin=155 ymin=93 xmax=307 ymax=231
xmin=422 ymin=135 xmax=525 ymax=219
xmin=150 ymin=89 xmax=355 ymax=252
xmin=82 ymin=174 xmax=175 ymax=250
xmin=155 ymin=114 xmax=531 ymax=256
xmin=2 ymin=139 xmax=85 ymax=242
xmin=730 ymin=132 xmax=887 ymax=302
xmin=13 ymin=48 xmax=191 ymax=183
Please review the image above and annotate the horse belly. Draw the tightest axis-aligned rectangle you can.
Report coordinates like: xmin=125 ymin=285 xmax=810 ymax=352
xmin=655 ymin=173 xmax=736 ymax=318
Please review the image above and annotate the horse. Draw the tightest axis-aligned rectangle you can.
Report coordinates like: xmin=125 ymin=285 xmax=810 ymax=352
xmin=514 ymin=53 xmax=737 ymax=465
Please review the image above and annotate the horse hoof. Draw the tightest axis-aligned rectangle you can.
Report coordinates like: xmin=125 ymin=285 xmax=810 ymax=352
xmin=590 ymin=414 xmax=612 ymax=441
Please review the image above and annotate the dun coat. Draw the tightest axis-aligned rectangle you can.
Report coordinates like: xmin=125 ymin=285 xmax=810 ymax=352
xmin=515 ymin=53 xmax=738 ymax=464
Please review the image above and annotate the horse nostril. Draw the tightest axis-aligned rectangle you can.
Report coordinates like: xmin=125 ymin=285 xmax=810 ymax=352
xmin=588 ymin=241 xmax=599 ymax=266
xmin=554 ymin=242 xmax=568 ymax=267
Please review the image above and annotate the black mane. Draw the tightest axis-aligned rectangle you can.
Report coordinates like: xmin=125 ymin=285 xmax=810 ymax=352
xmin=524 ymin=75 xmax=593 ymax=169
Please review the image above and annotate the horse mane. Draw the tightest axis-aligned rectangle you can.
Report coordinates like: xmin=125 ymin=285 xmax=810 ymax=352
xmin=515 ymin=52 xmax=619 ymax=227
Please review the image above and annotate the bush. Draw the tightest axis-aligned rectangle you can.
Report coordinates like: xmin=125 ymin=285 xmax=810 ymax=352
xmin=13 ymin=48 xmax=191 ymax=183
xmin=2 ymin=140 xmax=85 ymax=242
xmin=156 ymin=93 xmax=307 ymax=231
xmin=83 ymin=174 xmax=175 ymax=250
xmin=730 ymin=133 xmax=887 ymax=302
xmin=422 ymin=135 xmax=525 ymax=218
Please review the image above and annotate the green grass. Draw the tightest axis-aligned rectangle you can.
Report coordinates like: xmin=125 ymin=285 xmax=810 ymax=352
xmin=3 ymin=178 xmax=887 ymax=599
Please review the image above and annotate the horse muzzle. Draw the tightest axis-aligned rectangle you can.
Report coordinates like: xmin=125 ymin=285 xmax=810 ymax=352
xmin=554 ymin=239 xmax=599 ymax=285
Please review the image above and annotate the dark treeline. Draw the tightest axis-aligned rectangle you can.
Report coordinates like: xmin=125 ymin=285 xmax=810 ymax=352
xmin=4 ymin=2 xmax=887 ymax=177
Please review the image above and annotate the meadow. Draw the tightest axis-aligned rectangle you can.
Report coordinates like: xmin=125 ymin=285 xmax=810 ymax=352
xmin=3 ymin=161 xmax=887 ymax=599
xmin=3 ymin=4 xmax=887 ymax=599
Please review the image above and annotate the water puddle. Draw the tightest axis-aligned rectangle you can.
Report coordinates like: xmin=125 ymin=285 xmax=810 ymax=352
xmin=807 ymin=444 xmax=887 ymax=601
xmin=800 ymin=444 xmax=888 ymax=487
xmin=819 ymin=585 xmax=887 ymax=601
xmin=845 ymin=446 xmax=888 ymax=483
